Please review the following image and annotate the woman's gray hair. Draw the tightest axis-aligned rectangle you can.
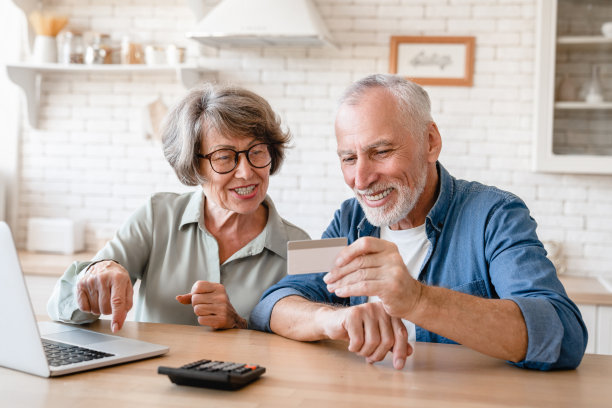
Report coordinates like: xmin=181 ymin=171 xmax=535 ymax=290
xmin=338 ymin=74 xmax=433 ymax=140
xmin=162 ymin=83 xmax=290 ymax=186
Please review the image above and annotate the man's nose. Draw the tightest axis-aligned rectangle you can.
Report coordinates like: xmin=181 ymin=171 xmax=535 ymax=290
xmin=354 ymin=158 xmax=377 ymax=190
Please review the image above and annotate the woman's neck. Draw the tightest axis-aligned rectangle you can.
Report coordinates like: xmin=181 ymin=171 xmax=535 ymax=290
xmin=203 ymin=198 xmax=269 ymax=263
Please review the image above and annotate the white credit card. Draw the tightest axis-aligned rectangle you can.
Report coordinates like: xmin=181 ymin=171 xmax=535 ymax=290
xmin=287 ymin=238 xmax=348 ymax=275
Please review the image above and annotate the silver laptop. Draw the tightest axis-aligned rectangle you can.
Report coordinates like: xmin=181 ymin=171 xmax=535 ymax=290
xmin=0 ymin=221 xmax=169 ymax=377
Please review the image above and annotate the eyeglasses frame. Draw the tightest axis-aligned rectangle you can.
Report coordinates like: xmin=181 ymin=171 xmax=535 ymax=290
xmin=196 ymin=142 xmax=276 ymax=174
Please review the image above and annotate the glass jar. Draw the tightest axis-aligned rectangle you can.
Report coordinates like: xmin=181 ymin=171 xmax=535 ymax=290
xmin=85 ymin=33 xmax=112 ymax=64
xmin=58 ymin=31 xmax=84 ymax=64
xmin=120 ymin=36 xmax=144 ymax=64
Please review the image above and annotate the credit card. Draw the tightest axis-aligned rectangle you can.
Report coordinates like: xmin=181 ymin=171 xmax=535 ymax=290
xmin=287 ymin=238 xmax=348 ymax=275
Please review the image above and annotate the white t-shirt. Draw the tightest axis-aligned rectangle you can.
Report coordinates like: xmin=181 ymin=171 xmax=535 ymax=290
xmin=369 ymin=224 xmax=430 ymax=342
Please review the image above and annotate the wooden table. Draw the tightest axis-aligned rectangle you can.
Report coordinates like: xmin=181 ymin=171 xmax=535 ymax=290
xmin=1 ymin=319 xmax=611 ymax=407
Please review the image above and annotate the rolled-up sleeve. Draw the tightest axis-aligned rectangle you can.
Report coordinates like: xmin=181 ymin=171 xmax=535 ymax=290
xmin=46 ymin=260 xmax=99 ymax=324
xmin=486 ymin=195 xmax=587 ymax=370
xmin=47 ymin=198 xmax=153 ymax=324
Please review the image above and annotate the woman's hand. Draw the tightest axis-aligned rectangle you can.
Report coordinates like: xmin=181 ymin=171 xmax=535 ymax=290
xmin=76 ymin=260 xmax=133 ymax=333
xmin=176 ymin=281 xmax=247 ymax=330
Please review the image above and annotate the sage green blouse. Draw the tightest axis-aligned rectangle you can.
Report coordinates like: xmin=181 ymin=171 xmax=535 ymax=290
xmin=46 ymin=190 xmax=310 ymax=327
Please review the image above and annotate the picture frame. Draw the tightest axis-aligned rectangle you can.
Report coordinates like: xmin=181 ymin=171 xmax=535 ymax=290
xmin=389 ymin=36 xmax=475 ymax=86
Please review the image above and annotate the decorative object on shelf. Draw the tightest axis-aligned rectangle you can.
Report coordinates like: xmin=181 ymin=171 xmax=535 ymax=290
xmin=602 ymin=22 xmax=612 ymax=38
xmin=584 ymin=64 xmax=604 ymax=104
xmin=557 ymin=73 xmax=577 ymax=101
xmin=166 ymin=44 xmax=186 ymax=66
xmin=120 ymin=36 xmax=144 ymax=64
xmin=145 ymin=45 xmax=166 ymax=65
xmin=57 ymin=30 xmax=85 ymax=64
xmin=28 ymin=11 xmax=68 ymax=63
xmin=84 ymin=33 xmax=112 ymax=64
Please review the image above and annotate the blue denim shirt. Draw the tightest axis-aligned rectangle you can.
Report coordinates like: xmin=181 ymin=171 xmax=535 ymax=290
xmin=251 ymin=163 xmax=587 ymax=370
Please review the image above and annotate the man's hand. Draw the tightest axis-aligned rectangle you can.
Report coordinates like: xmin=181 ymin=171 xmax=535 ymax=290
xmin=176 ymin=281 xmax=247 ymax=330
xmin=317 ymin=302 xmax=411 ymax=369
xmin=324 ymin=237 xmax=422 ymax=319
xmin=76 ymin=260 xmax=133 ymax=333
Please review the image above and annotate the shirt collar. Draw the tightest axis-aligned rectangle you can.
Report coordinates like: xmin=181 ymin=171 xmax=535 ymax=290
xmin=179 ymin=188 xmax=204 ymax=229
xmin=178 ymin=190 xmax=288 ymax=259
xmin=261 ymin=196 xmax=291 ymax=259
xmin=425 ymin=162 xmax=453 ymax=234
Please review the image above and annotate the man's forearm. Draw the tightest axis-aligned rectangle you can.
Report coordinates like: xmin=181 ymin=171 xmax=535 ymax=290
xmin=269 ymin=295 xmax=337 ymax=341
xmin=410 ymin=284 xmax=528 ymax=362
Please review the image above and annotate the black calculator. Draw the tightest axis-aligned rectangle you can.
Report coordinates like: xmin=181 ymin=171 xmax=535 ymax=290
xmin=158 ymin=359 xmax=266 ymax=390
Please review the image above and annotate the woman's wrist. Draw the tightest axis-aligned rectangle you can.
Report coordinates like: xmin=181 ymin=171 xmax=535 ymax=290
xmin=85 ymin=259 xmax=120 ymax=273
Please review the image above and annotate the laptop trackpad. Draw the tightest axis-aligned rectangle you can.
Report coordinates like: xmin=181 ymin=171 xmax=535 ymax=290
xmin=43 ymin=330 xmax=115 ymax=345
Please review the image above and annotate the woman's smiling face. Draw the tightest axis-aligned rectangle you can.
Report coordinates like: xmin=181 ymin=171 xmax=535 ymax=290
xmin=199 ymin=130 xmax=270 ymax=215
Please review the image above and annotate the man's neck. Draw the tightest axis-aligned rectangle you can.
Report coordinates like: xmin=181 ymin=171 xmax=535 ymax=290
xmin=389 ymin=164 xmax=439 ymax=231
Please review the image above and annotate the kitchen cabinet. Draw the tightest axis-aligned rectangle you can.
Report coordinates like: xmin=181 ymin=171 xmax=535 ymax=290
xmin=6 ymin=63 xmax=212 ymax=128
xmin=578 ymin=304 xmax=612 ymax=355
xmin=597 ymin=306 xmax=612 ymax=354
xmin=578 ymin=304 xmax=597 ymax=354
xmin=534 ymin=0 xmax=612 ymax=174
xmin=560 ymin=275 xmax=612 ymax=355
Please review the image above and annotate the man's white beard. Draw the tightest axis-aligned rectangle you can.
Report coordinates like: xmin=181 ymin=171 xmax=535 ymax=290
xmin=354 ymin=167 xmax=427 ymax=228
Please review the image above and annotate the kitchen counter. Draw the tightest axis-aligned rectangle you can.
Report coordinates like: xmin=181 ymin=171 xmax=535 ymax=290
xmin=18 ymin=250 xmax=96 ymax=277
xmin=559 ymin=275 xmax=612 ymax=306
xmin=17 ymin=251 xmax=612 ymax=306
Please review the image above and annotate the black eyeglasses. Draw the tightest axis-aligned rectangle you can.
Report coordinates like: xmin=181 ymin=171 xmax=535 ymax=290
xmin=196 ymin=143 xmax=274 ymax=174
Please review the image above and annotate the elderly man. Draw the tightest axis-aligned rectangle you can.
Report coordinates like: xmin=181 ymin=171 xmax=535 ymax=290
xmin=250 ymin=74 xmax=586 ymax=371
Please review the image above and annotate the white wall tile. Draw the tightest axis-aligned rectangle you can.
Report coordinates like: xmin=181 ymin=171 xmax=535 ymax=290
xmin=12 ymin=0 xmax=612 ymax=276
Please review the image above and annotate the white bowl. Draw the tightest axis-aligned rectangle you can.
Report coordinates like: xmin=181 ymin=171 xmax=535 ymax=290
xmin=602 ymin=22 xmax=612 ymax=38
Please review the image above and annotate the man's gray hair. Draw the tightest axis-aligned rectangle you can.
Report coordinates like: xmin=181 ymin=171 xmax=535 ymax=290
xmin=338 ymin=74 xmax=433 ymax=139
xmin=162 ymin=83 xmax=290 ymax=186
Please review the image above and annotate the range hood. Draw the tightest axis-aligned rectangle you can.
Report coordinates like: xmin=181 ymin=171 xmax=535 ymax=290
xmin=186 ymin=0 xmax=336 ymax=48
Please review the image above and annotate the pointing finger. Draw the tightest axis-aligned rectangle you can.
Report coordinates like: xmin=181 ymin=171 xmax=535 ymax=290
xmin=110 ymin=281 xmax=129 ymax=332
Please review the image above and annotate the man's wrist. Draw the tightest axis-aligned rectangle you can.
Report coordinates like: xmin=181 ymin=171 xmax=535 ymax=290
xmin=406 ymin=280 xmax=428 ymax=323
xmin=314 ymin=304 xmax=341 ymax=340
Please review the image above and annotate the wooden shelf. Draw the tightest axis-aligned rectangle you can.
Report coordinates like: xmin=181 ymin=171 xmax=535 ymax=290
xmin=557 ymin=35 xmax=612 ymax=45
xmin=6 ymin=62 xmax=213 ymax=128
xmin=555 ymin=101 xmax=612 ymax=110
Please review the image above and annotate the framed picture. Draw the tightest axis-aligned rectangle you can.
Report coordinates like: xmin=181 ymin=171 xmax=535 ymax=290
xmin=389 ymin=36 xmax=475 ymax=86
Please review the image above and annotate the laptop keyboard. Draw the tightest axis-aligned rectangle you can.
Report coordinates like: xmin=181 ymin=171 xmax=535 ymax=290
xmin=42 ymin=338 xmax=115 ymax=367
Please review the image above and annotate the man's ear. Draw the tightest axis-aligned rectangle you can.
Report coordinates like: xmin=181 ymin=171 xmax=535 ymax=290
xmin=426 ymin=122 xmax=442 ymax=163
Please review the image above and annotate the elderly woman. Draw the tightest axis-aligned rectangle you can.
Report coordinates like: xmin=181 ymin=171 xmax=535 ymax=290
xmin=47 ymin=84 xmax=309 ymax=332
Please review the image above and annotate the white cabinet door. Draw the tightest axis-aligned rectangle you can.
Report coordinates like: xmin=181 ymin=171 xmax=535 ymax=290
xmin=577 ymin=304 xmax=597 ymax=354
xmin=596 ymin=306 xmax=612 ymax=355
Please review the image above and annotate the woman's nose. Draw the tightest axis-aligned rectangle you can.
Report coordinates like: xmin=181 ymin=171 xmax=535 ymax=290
xmin=233 ymin=152 xmax=254 ymax=178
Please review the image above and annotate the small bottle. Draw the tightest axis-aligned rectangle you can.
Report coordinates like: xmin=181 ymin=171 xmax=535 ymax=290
xmin=65 ymin=31 xmax=84 ymax=64
xmin=585 ymin=65 xmax=604 ymax=104
xmin=557 ymin=74 xmax=577 ymax=101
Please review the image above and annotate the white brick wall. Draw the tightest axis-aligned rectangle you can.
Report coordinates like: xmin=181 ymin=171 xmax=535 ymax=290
xmin=13 ymin=0 xmax=612 ymax=277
